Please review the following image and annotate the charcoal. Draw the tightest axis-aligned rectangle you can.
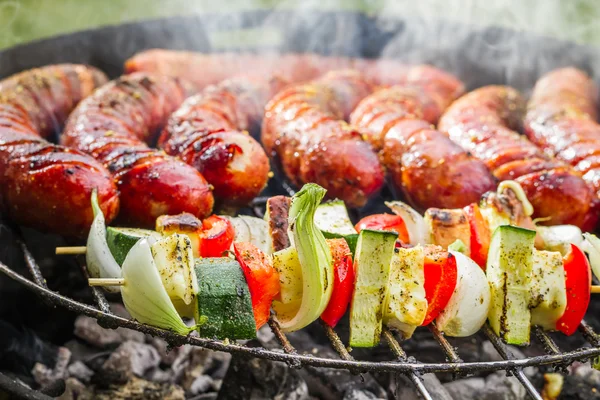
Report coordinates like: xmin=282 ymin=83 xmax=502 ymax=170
xmin=478 ymin=371 xmax=527 ymax=400
xmin=203 ymin=352 xmax=231 ymax=380
xmin=180 ymin=347 xmax=212 ymax=389
xmin=67 ymin=361 xmax=94 ymax=383
xmin=32 ymin=346 xmax=71 ymax=387
xmin=189 ymin=375 xmax=214 ymax=395
xmin=74 ymin=316 xmax=144 ymax=348
xmin=212 ymin=379 xmax=223 ymax=391
xmin=149 ymin=337 xmax=183 ymax=365
xmin=57 ymin=377 xmax=90 ymax=400
xmin=89 ymin=376 xmax=185 ymax=400
xmin=218 ymin=353 xmax=309 ymax=400
xmin=559 ymin=363 xmax=600 ymax=399
xmin=342 ymin=388 xmax=380 ymax=400
xmin=0 ymin=320 xmax=59 ymax=376
xmin=392 ymin=374 xmax=453 ymax=400
xmin=39 ymin=378 xmax=66 ymax=397
xmin=284 ymin=331 xmax=386 ymax=399
xmin=98 ymin=340 xmax=160 ymax=384
xmin=190 ymin=394 xmax=218 ymax=400
xmin=146 ymin=366 xmax=174 ymax=383
xmin=63 ymin=339 xmax=104 ymax=364
xmin=443 ymin=377 xmax=485 ymax=400
xmin=481 ymin=341 xmax=503 ymax=362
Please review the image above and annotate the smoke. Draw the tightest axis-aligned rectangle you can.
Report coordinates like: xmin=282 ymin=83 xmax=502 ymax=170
xmin=0 ymin=0 xmax=599 ymax=91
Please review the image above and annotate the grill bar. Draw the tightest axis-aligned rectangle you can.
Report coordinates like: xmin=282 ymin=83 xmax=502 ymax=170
xmin=533 ymin=326 xmax=561 ymax=355
xmin=2 ymin=258 xmax=600 ymax=376
xmin=78 ymin=261 xmax=112 ymax=314
xmin=320 ymin=320 xmax=354 ymax=361
xmin=579 ymin=320 xmax=600 ymax=347
xmin=429 ymin=323 xmax=462 ymax=363
xmin=267 ymin=317 xmax=298 ymax=355
xmin=483 ymin=324 xmax=543 ymax=400
xmin=383 ymin=328 xmax=433 ymax=400
xmin=17 ymin=238 xmax=48 ymax=289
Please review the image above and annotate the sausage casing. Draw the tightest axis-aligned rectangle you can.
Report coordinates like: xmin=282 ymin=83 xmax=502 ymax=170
xmin=63 ymin=73 xmax=214 ymax=227
xmin=439 ymin=85 xmax=597 ymax=229
xmin=525 ymin=68 xmax=600 ymax=206
xmin=350 ymin=78 xmax=493 ymax=210
xmin=0 ymin=64 xmax=119 ymax=238
xmin=262 ymin=70 xmax=384 ymax=207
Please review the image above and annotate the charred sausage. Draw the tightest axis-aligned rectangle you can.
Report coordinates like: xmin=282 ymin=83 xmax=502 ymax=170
xmin=350 ymin=83 xmax=495 ymax=211
xmin=62 ymin=73 xmax=214 ymax=227
xmin=124 ymin=50 xmax=357 ymax=89
xmin=262 ymin=70 xmax=384 ymax=207
xmin=439 ymin=85 xmax=597 ymax=230
xmin=525 ymin=68 xmax=600 ymax=202
xmin=159 ymin=77 xmax=284 ymax=205
xmin=0 ymin=64 xmax=119 ymax=238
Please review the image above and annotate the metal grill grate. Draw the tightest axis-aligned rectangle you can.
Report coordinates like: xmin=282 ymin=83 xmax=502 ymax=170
xmin=1 ymin=195 xmax=600 ymax=400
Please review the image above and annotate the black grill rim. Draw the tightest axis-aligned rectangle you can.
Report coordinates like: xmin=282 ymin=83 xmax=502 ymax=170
xmin=2 ymin=10 xmax=600 ymax=400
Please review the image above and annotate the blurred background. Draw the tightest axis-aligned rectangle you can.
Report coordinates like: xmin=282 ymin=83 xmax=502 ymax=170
xmin=1 ymin=0 xmax=599 ymax=50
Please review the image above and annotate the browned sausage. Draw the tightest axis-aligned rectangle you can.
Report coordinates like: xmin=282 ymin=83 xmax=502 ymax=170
xmin=159 ymin=77 xmax=285 ymax=205
xmin=525 ymin=68 xmax=600 ymax=210
xmin=439 ymin=85 xmax=597 ymax=230
xmin=262 ymin=70 xmax=384 ymax=207
xmin=62 ymin=73 xmax=214 ymax=227
xmin=0 ymin=64 xmax=119 ymax=238
xmin=350 ymin=71 xmax=492 ymax=211
xmin=124 ymin=50 xmax=356 ymax=89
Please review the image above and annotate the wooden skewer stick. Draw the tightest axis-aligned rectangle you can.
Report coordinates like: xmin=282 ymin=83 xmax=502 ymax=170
xmin=88 ymin=278 xmax=125 ymax=287
xmin=62 ymin=248 xmax=600 ymax=294
xmin=56 ymin=246 xmax=86 ymax=255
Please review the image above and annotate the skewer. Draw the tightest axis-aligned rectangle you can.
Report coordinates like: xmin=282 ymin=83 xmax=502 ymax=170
xmin=56 ymin=246 xmax=87 ymax=255
xmin=61 ymin=245 xmax=600 ymax=293
xmin=88 ymin=278 xmax=125 ymax=287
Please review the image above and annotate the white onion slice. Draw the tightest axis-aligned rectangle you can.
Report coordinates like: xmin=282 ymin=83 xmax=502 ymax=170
xmin=436 ymin=251 xmax=491 ymax=337
xmin=537 ymin=225 xmax=583 ymax=255
xmin=86 ymin=190 xmax=121 ymax=292
xmin=121 ymin=239 xmax=194 ymax=335
xmin=582 ymin=233 xmax=600 ymax=282
xmin=226 ymin=215 xmax=273 ymax=254
xmin=385 ymin=200 xmax=429 ymax=245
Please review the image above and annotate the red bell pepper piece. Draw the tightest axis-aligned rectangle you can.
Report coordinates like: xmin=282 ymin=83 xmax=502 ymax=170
xmin=421 ymin=248 xmax=458 ymax=326
xmin=464 ymin=203 xmax=490 ymax=269
xmin=355 ymin=214 xmax=410 ymax=244
xmin=556 ymin=244 xmax=591 ymax=336
xmin=199 ymin=215 xmax=235 ymax=257
xmin=233 ymin=242 xmax=281 ymax=329
xmin=321 ymin=239 xmax=355 ymax=327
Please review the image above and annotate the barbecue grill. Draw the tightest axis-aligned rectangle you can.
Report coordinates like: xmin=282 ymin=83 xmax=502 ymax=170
xmin=1 ymin=10 xmax=600 ymax=400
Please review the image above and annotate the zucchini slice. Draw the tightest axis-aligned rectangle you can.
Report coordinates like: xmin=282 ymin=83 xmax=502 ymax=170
xmin=107 ymin=227 xmax=162 ymax=266
xmin=349 ymin=229 xmax=398 ymax=347
xmin=486 ymin=225 xmax=536 ymax=345
xmin=194 ymin=257 xmax=257 ymax=340
xmin=315 ymin=200 xmax=359 ymax=255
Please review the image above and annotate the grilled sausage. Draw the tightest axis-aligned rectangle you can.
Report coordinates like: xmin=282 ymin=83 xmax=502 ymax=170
xmin=124 ymin=50 xmax=359 ymax=89
xmin=159 ymin=77 xmax=285 ymax=205
xmin=262 ymin=70 xmax=384 ymax=207
xmin=350 ymin=82 xmax=493 ymax=210
xmin=62 ymin=73 xmax=214 ymax=227
xmin=525 ymin=68 xmax=600 ymax=203
xmin=439 ymin=85 xmax=597 ymax=229
xmin=0 ymin=64 xmax=119 ymax=238
xmin=124 ymin=49 xmax=434 ymax=91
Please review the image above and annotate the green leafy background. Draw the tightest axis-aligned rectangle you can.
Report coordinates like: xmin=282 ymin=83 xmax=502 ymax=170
xmin=0 ymin=0 xmax=598 ymax=50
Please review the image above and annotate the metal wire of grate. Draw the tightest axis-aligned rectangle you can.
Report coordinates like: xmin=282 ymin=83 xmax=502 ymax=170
xmin=1 ymin=195 xmax=600 ymax=399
